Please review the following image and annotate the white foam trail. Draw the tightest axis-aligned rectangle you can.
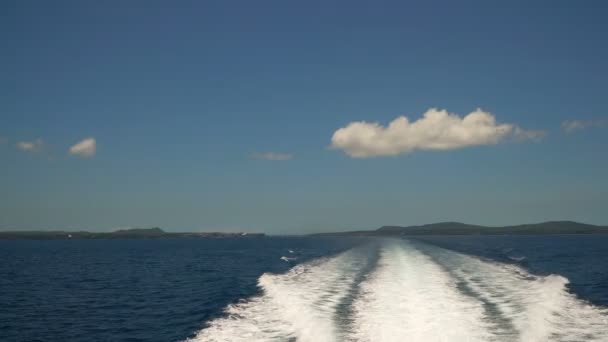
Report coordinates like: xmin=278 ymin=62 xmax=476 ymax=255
xmin=417 ymin=242 xmax=608 ymax=342
xmin=187 ymin=239 xmax=608 ymax=342
xmin=348 ymin=240 xmax=492 ymax=342
xmin=187 ymin=247 xmax=371 ymax=342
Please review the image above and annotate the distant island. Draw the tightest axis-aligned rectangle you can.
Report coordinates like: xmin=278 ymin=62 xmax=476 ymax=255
xmin=2 ymin=221 xmax=607 ymax=240
xmin=311 ymin=221 xmax=608 ymax=236
xmin=0 ymin=227 xmax=266 ymax=240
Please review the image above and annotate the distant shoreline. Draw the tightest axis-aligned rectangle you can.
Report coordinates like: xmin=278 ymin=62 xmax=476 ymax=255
xmin=310 ymin=221 xmax=608 ymax=237
xmin=2 ymin=221 xmax=608 ymax=240
xmin=0 ymin=227 xmax=266 ymax=240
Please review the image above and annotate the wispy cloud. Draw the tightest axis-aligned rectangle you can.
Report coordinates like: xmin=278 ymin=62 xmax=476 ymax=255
xmin=69 ymin=137 xmax=96 ymax=158
xmin=252 ymin=152 xmax=293 ymax=160
xmin=16 ymin=138 xmax=45 ymax=153
xmin=331 ymin=108 xmax=545 ymax=158
xmin=561 ymin=119 xmax=608 ymax=134
xmin=514 ymin=127 xmax=547 ymax=142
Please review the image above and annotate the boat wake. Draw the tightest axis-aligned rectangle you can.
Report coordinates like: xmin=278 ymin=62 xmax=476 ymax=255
xmin=187 ymin=239 xmax=608 ymax=342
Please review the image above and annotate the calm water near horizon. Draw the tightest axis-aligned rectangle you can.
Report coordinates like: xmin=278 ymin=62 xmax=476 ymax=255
xmin=1 ymin=235 xmax=607 ymax=341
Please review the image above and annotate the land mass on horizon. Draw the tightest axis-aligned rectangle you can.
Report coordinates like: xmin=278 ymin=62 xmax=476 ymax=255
xmin=0 ymin=227 xmax=266 ymax=240
xmin=312 ymin=221 xmax=608 ymax=236
xmin=0 ymin=221 xmax=607 ymax=240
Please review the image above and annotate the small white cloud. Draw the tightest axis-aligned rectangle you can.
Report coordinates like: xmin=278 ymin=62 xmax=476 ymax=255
xmin=331 ymin=108 xmax=544 ymax=158
xmin=69 ymin=137 xmax=96 ymax=158
xmin=16 ymin=138 xmax=44 ymax=153
xmin=562 ymin=119 xmax=607 ymax=134
xmin=561 ymin=120 xmax=587 ymax=133
xmin=514 ymin=127 xmax=547 ymax=142
xmin=252 ymin=152 xmax=293 ymax=160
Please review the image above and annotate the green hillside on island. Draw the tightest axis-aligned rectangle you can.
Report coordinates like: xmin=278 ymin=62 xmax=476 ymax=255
xmin=312 ymin=221 xmax=608 ymax=236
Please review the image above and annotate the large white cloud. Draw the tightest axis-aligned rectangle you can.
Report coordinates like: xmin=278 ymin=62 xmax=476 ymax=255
xmin=16 ymin=138 xmax=44 ymax=153
xmin=69 ymin=137 xmax=96 ymax=158
xmin=331 ymin=108 xmax=544 ymax=158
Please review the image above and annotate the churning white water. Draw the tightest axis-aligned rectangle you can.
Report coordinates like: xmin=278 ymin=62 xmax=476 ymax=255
xmin=187 ymin=239 xmax=608 ymax=342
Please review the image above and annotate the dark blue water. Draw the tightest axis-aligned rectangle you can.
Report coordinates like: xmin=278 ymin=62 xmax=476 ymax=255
xmin=1 ymin=235 xmax=607 ymax=341
xmin=0 ymin=237 xmax=362 ymax=342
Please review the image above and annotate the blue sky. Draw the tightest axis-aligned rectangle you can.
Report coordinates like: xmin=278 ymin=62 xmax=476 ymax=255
xmin=2 ymin=0 xmax=607 ymax=233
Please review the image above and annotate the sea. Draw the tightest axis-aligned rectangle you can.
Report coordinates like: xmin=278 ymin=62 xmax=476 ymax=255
xmin=1 ymin=235 xmax=607 ymax=342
